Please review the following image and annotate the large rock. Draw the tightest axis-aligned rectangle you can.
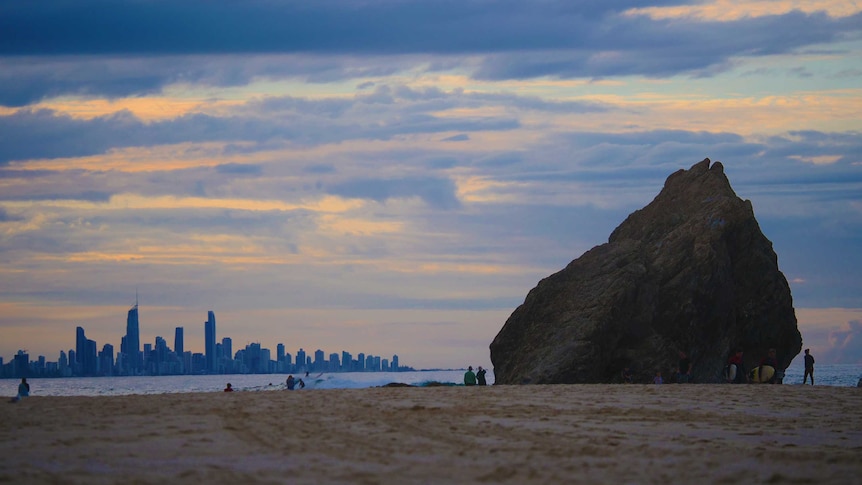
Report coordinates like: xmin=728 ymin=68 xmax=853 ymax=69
xmin=490 ymin=159 xmax=802 ymax=384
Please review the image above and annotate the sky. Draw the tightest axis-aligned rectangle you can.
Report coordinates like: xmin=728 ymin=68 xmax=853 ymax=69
xmin=1 ymin=0 xmax=861 ymax=371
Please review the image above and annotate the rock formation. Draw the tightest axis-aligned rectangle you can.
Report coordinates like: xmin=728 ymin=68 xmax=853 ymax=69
xmin=490 ymin=159 xmax=802 ymax=384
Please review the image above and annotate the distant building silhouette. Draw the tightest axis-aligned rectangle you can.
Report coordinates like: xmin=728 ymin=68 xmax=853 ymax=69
xmin=122 ymin=299 xmax=142 ymax=374
xmin=1 ymin=303 xmax=415 ymax=378
xmin=174 ymin=327 xmax=184 ymax=356
xmin=205 ymin=311 xmax=216 ymax=373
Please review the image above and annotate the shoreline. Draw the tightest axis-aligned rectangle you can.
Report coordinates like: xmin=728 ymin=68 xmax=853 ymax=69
xmin=2 ymin=385 xmax=860 ymax=483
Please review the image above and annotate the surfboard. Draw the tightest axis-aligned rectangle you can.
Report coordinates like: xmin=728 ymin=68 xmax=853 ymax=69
xmin=749 ymin=365 xmax=775 ymax=383
xmin=725 ymin=364 xmax=737 ymax=382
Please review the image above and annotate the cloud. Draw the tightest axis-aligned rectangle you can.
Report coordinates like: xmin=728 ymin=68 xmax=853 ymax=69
xmin=0 ymin=55 xmax=409 ymax=107
xmin=328 ymin=176 xmax=461 ymax=210
xmin=1 ymin=2 xmax=859 ymax=103
xmin=827 ymin=320 xmax=862 ymax=364
xmin=0 ymin=207 xmax=22 ymax=222
xmin=215 ymin=163 xmax=263 ymax=176
xmin=0 ymin=190 xmax=112 ymax=202
xmin=0 ymin=88 xmax=529 ymax=164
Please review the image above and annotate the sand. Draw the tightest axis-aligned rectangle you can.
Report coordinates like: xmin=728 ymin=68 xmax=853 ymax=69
xmin=1 ymin=384 xmax=860 ymax=484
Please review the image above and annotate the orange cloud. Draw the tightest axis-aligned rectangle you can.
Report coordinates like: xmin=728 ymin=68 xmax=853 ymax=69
xmin=626 ymin=0 xmax=861 ymax=21
xmin=3 ymin=193 xmax=364 ymax=214
xmin=32 ymin=97 xmax=244 ymax=122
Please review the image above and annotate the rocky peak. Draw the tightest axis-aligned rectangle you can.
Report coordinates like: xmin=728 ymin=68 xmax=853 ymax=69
xmin=490 ymin=158 xmax=802 ymax=384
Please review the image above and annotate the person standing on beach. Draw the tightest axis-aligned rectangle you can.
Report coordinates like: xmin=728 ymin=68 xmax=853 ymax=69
xmin=476 ymin=366 xmax=487 ymax=385
xmin=675 ymin=351 xmax=692 ymax=383
xmin=803 ymin=349 xmax=815 ymax=385
xmin=653 ymin=371 xmax=663 ymax=384
xmin=286 ymin=375 xmax=296 ymax=390
xmin=464 ymin=366 xmax=477 ymax=386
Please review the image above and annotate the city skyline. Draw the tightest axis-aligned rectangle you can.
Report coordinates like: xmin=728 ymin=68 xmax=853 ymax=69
xmin=1 ymin=1 xmax=861 ymax=369
xmin=1 ymin=306 xmax=414 ymax=378
xmin=0 ymin=304 xmax=412 ymax=377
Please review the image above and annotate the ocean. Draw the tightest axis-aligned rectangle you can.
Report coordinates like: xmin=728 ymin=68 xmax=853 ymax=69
xmin=0 ymin=370 xmax=483 ymax=397
xmin=780 ymin=363 xmax=862 ymax=387
xmin=2 ymin=365 xmax=860 ymax=397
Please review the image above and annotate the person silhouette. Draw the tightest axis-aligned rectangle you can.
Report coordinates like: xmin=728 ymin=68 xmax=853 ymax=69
xmin=803 ymin=349 xmax=815 ymax=385
xmin=476 ymin=366 xmax=487 ymax=385
xmin=464 ymin=366 xmax=477 ymax=386
xmin=622 ymin=367 xmax=633 ymax=384
xmin=9 ymin=378 xmax=30 ymax=402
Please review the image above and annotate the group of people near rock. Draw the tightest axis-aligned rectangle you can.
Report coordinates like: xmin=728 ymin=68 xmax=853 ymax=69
xmin=722 ymin=347 xmax=816 ymax=384
xmin=619 ymin=347 xmax=812 ymax=385
xmin=463 ymin=366 xmax=487 ymax=386
xmin=724 ymin=347 xmax=788 ymax=384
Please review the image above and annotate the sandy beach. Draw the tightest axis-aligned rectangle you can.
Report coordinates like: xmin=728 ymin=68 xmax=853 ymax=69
xmin=2 ymin=384 xmax=860 ymax=484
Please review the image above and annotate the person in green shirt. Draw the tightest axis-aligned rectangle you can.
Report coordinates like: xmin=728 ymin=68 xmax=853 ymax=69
xmin=464 ymin=366 xmax=477 ymax=386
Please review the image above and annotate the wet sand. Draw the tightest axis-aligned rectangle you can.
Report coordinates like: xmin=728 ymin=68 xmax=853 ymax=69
xmin=1 ymin=384 xmax=860 ymax=484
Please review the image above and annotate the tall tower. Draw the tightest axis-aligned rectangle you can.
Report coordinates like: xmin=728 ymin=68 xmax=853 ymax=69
xmin=221 ymin=337 xmax=232 ymax=362
xmin=205 ymin=310 xmax=216 ymax=373
xmin=296 ymin=348 xmax=306 ymax=372
xmin=174 ymin=327 xmax=184 ymax=356
xmin=75 ymin=326 xmax=87 ymax=373
xmin=76 ymin=326 xmax=97 ymax=376
xmin=124 ymin=295 xmax=141 ymax=374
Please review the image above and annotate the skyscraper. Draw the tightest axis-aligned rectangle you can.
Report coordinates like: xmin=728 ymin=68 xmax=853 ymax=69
xmin=174 ymin=327 xmax=184 ymax=356
xmin=75 ymin=326 xmax=97 ymax=376
xmin=296 ymin=348 xmax=306 ymax=372
xmin=123 ymin=298 xmax=141 ymax=374
xmin=221 ymin=337 xmax=232 ymax=364
xmin=99 ymin=344 xmax=114 ymax=376
xmin=75 ymin=326 xmax=86 ymax=373
xmin=205 ymin=310 xmax=216 ymax=373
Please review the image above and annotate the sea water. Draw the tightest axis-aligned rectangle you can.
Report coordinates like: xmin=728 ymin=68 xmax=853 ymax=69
xmin=2 ymin=365 xmax=860 ymax=397
xmin=0 ymin=370 xmax=485 ymax=397
xmin=781 ymin=363 xmax=862 ymax=387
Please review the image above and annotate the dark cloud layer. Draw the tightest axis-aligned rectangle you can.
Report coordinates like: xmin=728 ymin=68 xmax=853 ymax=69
xmin=215 ymin=163 xmax=263 ymax=176
xmin=1 ymin=1 xmax=859 ymax=104
xmin=0 ymin=101 xmax=520 ymax=164
xmin=328 ymin=176 xmax=461 ymax=210
xmin=0 ymin=1 xmax=699 ymax=56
